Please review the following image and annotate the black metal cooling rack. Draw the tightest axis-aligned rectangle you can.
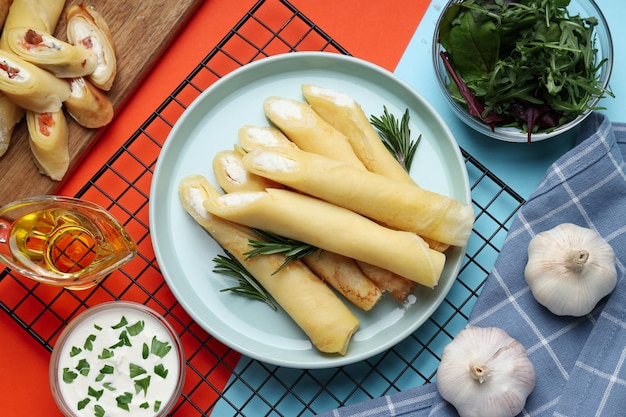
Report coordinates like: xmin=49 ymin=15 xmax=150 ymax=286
xmin=0 ymin=0 xmax=525 ymax=415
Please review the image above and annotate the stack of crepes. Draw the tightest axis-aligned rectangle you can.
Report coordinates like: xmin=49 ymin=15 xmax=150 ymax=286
xmin=316 ymin=112 xmax=626 ymax=415
xmin=0 ymin=0 xmax=116 ymax=180
xmin=178 ymin=84 xmax=475 ymax=356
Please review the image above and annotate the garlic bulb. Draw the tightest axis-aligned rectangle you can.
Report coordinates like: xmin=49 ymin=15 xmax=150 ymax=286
xmin=436 ymin=326 xmax=535 ymax=417
xmin=524 ymin=223 xmax=617 ymax=317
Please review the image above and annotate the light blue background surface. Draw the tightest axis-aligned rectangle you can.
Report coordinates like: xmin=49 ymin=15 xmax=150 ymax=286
xmin=394 ymin=0 xmax=625 ymax=199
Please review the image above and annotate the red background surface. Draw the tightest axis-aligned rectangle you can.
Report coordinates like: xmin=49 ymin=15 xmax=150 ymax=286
xmin=0 ymin=0 xmax=430 ymax=414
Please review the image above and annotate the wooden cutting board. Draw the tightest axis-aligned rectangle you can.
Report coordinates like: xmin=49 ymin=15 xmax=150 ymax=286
xmin=0 ymin=0 xmax=204 ymax=206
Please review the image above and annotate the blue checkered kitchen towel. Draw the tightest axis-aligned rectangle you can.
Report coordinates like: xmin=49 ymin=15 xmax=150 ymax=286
xmin=319 ymin=112 xmax=626 ymax=417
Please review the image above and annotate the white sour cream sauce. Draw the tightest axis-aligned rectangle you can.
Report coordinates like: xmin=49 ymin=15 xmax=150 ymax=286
xmin=55 ymin=306 xmax=181 ymax=417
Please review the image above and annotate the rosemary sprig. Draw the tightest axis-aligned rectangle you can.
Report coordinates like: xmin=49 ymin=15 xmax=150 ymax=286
xmin=213 ymin=251 xmax=278 ymax=310
xmin=243 ymin=229 xmax=321 ymax=274
xmin=370 ymin=106 xmax=421 ymax=172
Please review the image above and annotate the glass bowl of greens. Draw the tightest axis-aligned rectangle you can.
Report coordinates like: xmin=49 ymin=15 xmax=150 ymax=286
xmin=432 ymin=0 xmax=613 ymax=143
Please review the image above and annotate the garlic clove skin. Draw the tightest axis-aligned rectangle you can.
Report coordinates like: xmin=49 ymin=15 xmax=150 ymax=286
xmin=436 ymin=326 xmax=536 ymax=417
xmin=524 ymin=223 xmax=617 ymax=317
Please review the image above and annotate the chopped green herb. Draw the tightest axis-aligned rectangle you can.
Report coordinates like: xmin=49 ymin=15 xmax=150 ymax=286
xmin=93 ymin=323 xmax=102 ymax=331
xmin=103 ymin=382 xmax=116 ymax=391
xmin=154 ymin=363 xmax=169 ymax=379
xmin=63 ymin=367 xmax=78 ymax=384
xmin=77 ymin=398 xmax=91 ymax=410
xmin=126 ymin=320 xmax=145 ymax=336
xmin=111 ymin=316 xmax=129 ymax=329
xmin=150 ymin=336 xmax=172 ymax=358
xmin=370 ymin=106 xmax=420 ymax=172
xmin=94 ymin=404 xmax=105 ymax=417
xmin=142 ymin=342 xmax=149 ymax=360
xmin=134 ymin=376 xmax=151 ymax=396
xmin=100 ymin=364 xmax=114 ymax=374
xmin=76 ymin=358 xmax=90 ymax=376
xmin=96 ymin=364 xmax=114 ymax=381
xmin=129 ymin=363 xmax=147 ymax=378
xmin=88 ymin=386 xmax=104 ymax=401
xmin=84 ymin=334 xmax=97 ymax=351
xmin=154 ymin=400 xmax=162 ymax=412
xmin=69 ymin=346 xmax=82 ymax=357
xmin=109 ymin=330 xmax=131 ymax=349
xmin=116 ymin=392 xmax=133 ymax=411
xmin=98 ymin=348 xmax=114 ymax=359
xmin=140 ymin=402 xmax=150 ymax=409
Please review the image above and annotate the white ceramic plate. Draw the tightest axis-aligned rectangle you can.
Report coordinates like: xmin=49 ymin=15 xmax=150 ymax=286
xmin=150 ymin=52 xmax=470 ymax=368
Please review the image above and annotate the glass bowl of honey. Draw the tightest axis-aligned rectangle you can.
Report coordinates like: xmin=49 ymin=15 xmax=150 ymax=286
xmin=0 ymin=195 xmax=136 ymax=290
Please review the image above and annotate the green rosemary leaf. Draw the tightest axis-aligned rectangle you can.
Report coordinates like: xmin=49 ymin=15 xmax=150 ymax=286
xmin=244 ymin=229 xmax=321 ymax=274
xmin=213 ymin=252 xmax=278 ymax=310
xmin=370 ymin=106 xmax=420 ymax=172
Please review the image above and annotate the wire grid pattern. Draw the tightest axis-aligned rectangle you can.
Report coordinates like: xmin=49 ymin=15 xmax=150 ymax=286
xmin=0 ymin=0 xmax=525 ymax=415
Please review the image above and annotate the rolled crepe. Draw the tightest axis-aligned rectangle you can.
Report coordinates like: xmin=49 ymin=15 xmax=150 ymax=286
xmin=203 ymin=187 xmax=446 ymax=288
xmin=4 ymin=27 xmax=98 ymax=78
xmin=26 ymin=108 xmax=69 ymax=180
xmin=64 ymin=76 xmax=113 ymax=128
xmin=238 ymin=125 xmax=297 ymax=151
xmin=356 ymin=261 xmax=416 ymax=304
xmin=0 ymin=0 xmax=11 ymax=29
xmin=179 ymin=175 xmax=359 ymax=355
xmin=301 ymin=84 xmax=414 ymax=184
xmin=303 ymin=252 xmax=382 ymax=311
xmin=0 ymin=0 xmax=65 ymax=49
xmin=212 ymin=150 xmax=380 ymax=310
xmin=66 ymin=5 xmax=116 ymax=91
xmin=0 ymin=92 xmax=26 ymax=157
xmin=242 ymin=146 xmax=474 ymax=247
xmin=263 ymin=96 xmax=366 ymax=170
xmin=0 ymin=50 xmax=71 ymax=112
xmin=213 ymin=149 xmax=280 ymax=193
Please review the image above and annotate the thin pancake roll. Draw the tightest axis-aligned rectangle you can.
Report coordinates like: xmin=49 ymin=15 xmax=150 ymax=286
xmin=64 ymin=76 xmax=114 ymax=128
xmin=203 ymin=187 xmax=446 ymax=288
xmin=242 ymin=146 xmax=474 ymax=247
xmin=26 ymin=109 xmax=69 ymax=180
xmin=178 ymin=175 xmax=360 ymax=355
xmin=301 ymin=84 xmax=414 ymax=184
xmin=263 ymin=96 xmax=367 ymax=170
xmin=4 ymin=27 xmax=98 ymax=78
xmin=0 ymin=0 xmax=65 ymax=46
xmin=0 ymin=50 xmax=71 ymax=113
xmin=211 ymin=151 xmax=383 ymax=311
xmin=66 ymin=5 xmax=116 ymax=91
xmin=0 ymin=92 xmax=25 ymax=157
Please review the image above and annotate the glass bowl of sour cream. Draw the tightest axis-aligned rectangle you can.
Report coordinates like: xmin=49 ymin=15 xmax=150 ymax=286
xmin=49 ymin=301 xmax=185 ymax=417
